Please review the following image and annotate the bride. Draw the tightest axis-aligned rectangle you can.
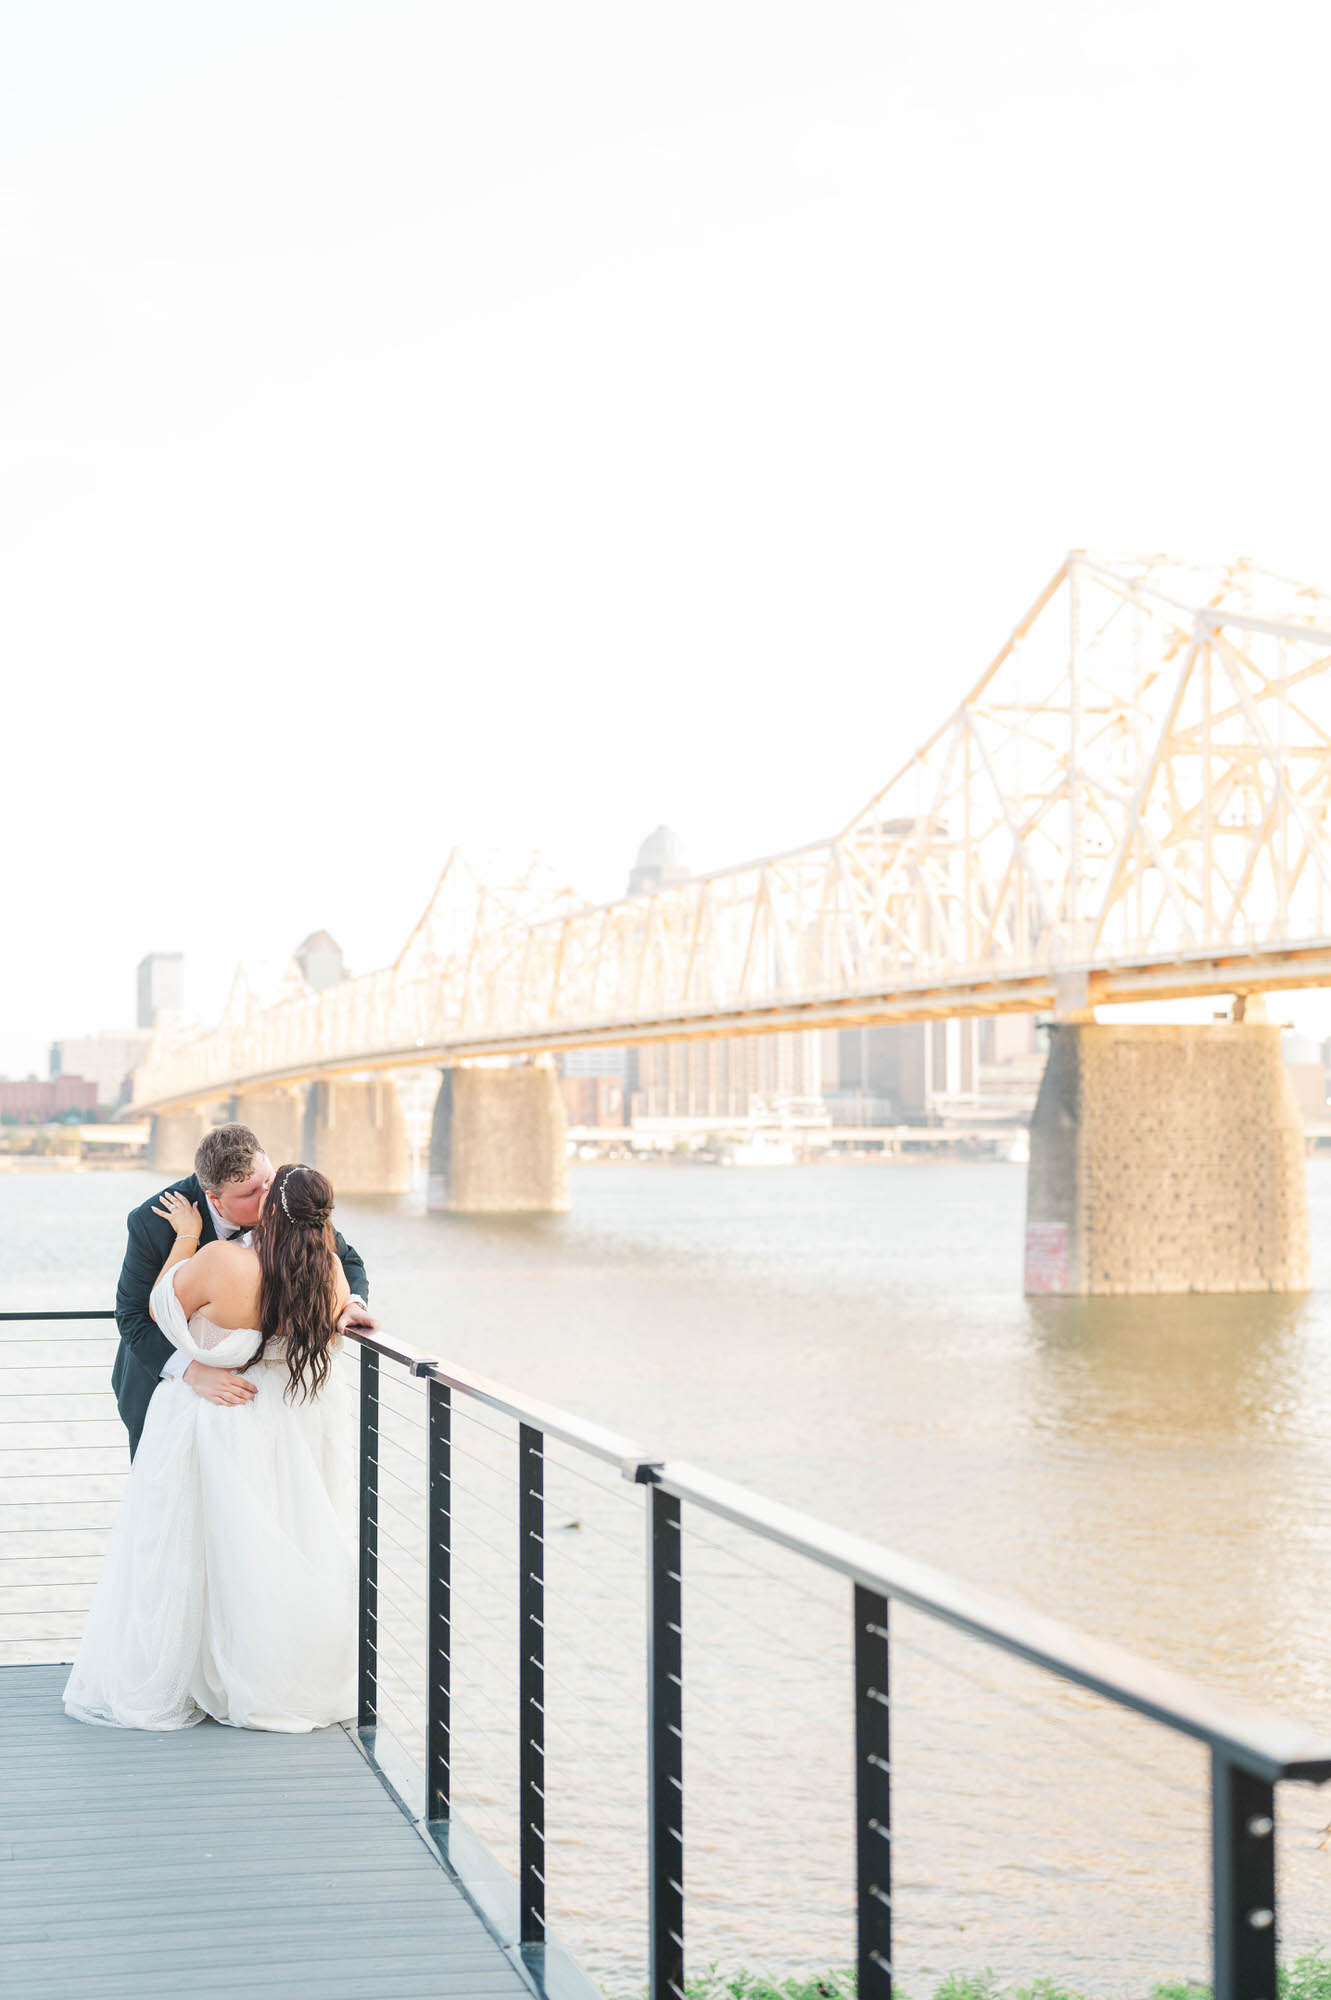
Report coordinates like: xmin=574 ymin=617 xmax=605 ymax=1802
xmin=65 ymin=1163 xmax=358 ymax=1733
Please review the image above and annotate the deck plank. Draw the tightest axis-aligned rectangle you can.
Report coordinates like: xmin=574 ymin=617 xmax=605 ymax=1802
xmin=1 ymin=1665 xmax=532 ymax=1999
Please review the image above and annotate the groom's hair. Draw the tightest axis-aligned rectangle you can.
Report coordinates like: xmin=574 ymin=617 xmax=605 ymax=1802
xmin=194 ymin=1124 xmax=264 ymax=1190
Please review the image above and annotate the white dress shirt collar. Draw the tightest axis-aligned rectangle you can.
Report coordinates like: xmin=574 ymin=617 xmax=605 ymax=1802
xmin=206 ymin=1194 xmax=250 ymax=1241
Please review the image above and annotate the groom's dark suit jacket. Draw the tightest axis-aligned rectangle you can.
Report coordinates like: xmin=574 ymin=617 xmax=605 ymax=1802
xmin=112 ymin=1173 xmax=369 ymax=1458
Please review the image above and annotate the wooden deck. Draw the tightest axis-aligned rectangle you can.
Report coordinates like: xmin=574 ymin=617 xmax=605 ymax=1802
xmin=0 ymin=1665 xmax=533 ymax=1999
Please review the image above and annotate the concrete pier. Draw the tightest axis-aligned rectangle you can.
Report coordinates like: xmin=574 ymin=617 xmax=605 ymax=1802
xmin=149 ymin=1110 xmax=207 ymax=1178
xmin=306 ymin=1079 xmax=410 ymax=1196
xmin=428 ymin=1066 xmax=569 ymax=1214
xmin=1025 ymin=1023 xmax=1309 ymax=1295
xmin=234 ymin=1087 xmax=306 ymax=1168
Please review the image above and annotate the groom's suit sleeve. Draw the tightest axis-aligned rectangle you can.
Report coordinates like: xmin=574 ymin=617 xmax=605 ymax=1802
xmin=115 ymin=1205 xmax=177 ymax=1380
xmin=334 ymin=1230 xmax=369 ymax=1304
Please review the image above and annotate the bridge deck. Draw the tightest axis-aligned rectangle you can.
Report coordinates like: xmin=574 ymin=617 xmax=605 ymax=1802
xmin=0 ymin=1666 xmax=531 ymax=1999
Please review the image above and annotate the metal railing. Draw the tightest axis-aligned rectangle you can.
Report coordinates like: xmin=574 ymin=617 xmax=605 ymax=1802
xmin=342 ymin=1323 xmax=1331 ymax=2000
xmin=0 ymin=1309 xmax=124 ymax=1668
xmin=7 ymin=1308 xmax=1331 ymax=1998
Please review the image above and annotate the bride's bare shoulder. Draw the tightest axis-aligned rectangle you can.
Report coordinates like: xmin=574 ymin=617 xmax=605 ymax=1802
xmin=189 ymin=1240 xmax=253 ymax=1282
xmin=180 ymin=1240 xmax=260 ymax=1319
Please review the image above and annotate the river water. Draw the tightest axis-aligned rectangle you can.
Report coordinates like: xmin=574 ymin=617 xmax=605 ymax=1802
xmin=5 ymin=1160 xmax=1331 ymax=1995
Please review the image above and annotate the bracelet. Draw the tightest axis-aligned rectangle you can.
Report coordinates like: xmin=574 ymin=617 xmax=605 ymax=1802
xmin=176 ymin=1235 xmax=201 ymax=1246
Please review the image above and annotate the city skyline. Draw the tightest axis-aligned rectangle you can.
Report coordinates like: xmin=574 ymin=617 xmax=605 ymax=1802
xmin=7 ymin=5 xmax=1331 ymax=1073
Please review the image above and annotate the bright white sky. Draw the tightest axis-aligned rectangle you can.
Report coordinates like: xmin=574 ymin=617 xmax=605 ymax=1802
xmin=5 ymin=1 xmax=1331 ymax=1074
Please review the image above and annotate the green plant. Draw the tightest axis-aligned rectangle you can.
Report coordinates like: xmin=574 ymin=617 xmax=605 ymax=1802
xmin=675 ymin=1970 xmax=855 ymax=2000
xmin=626 ymin=1953 xmax=1331 ymax=2000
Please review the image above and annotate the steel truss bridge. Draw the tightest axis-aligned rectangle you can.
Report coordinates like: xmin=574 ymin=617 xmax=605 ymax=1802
xmin=133 ymin=553 xmax=1331 ymax=1114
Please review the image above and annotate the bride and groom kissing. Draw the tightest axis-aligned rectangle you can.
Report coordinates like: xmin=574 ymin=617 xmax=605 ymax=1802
xmin=64 ymin=1124 xmax=380 ymax=1734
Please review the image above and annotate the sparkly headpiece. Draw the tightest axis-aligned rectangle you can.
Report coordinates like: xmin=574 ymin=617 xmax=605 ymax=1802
xmin=279 ymin=1165 xmax=313 ymax=1221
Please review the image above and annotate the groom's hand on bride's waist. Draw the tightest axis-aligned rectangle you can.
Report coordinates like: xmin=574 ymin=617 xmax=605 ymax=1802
xmin=182 ymin=1362 xmax=258 ymax=1406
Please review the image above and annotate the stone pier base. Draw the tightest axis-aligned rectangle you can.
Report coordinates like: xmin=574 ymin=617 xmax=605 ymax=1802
xmin=428 ymin=1066 xmax=569 ymax=1214
xmin=1024 ymin=1023 xmax=1309 ymax=1295
xmin=149 ymin=1111 xmax=207 ymax=1178
xmin=234 ymin=1087 xmax=306 ymax=1169
xmin=306 ymin=1080 xmax=410 ymax=1196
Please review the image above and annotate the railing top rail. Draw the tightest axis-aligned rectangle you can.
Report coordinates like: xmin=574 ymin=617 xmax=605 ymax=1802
xmin=17 ymin=1312 xmax=1331 ymax=1784
xmin=651 ymin=1458 xmax=1331 ymax=1784
xmin=0 ymin=1311 xmax=117 ymax=1321
xmin=343 ymin=1327 xmax=647 ymax=1468
xmin=345 ymin=1324 xmax=1331 ymax=1785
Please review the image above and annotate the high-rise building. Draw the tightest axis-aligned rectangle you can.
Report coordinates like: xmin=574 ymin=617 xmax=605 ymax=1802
xmin=624 ymin=827 xmax=823 ymax=1120
xmin=633 ymin=1030 xmax=823 ymax=1119
xmin=136 ymin=952 xmax=184 ymax=1030
xmin=50 ymin=1031 xmax=152 ymax=1109
xmin=294 ymin=931 xmax=346 ymax=993
xmin=628 ymin=826 xmax=689 ymax=898
xmin=827 ymin=1021 xmax=979 ymax=1123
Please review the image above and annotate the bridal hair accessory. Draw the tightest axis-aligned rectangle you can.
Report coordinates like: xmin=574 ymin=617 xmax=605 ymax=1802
xmin=277 ymin=1164 xmax=332 ymax=1227
xmin=279 ymin=1166 xmax=312 ymax=1221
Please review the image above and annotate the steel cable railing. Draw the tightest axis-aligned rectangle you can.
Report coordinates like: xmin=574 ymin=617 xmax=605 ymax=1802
xmin=342 ymin=1325 xmax=1331 ymax=2000
xmin=7 ymin=1308 xmax=1331 ymax=2000
xmin=0 ymin=1311 xmax=122 ymax=1667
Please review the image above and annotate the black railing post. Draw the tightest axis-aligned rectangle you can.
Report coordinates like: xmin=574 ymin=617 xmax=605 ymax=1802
xmin=855 ymin=1584 xmax=892 ymax=1999
xmin=519 ymin=1422 xmax=545 ymax=1948
xmin=427 ymin=1377 xmax=452 ymax=1821
xmin=357 ymin=1346 xmax=380 ymax=1730
xmin=647 ymin=1483 xmax=684 ymax=2000
xmin=1212 ymin=1751 xmax=1277 ymax=2000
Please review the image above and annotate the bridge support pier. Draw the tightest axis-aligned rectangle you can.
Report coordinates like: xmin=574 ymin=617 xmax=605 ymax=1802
xmin=1025 ymin=1022 xmax=1309 ymax=1295
xmin=234 ymin=1086 xmax=307 ymax=1168
xmin=306 ymin=1079 xmax=411 ymax=1196
xmin=428 ymin=1065 xmax=569 ymax=1214
xmin=149 ymin=1110 xmax=208 ymax=1178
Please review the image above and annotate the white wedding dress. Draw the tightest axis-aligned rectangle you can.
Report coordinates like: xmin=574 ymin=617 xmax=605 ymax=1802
xmin=64 ymin=1263 xmax=358 ymax=1733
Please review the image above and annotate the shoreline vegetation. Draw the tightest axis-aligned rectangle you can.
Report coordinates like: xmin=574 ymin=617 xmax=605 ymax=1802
xmin=643 ymin=1959 xmax=1331 ymax=2000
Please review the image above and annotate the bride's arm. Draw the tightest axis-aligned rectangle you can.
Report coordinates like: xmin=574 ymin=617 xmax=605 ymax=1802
xmin=145 ymin=1247 xmax=259 ymax=1406
xmin=146 ymin=1191 xmax=204 ymax=1316
xmin=170 ymin=1244 xmax=237 ymax=1323
xmin=328 ymin=1269 xmax=351 ymax=1350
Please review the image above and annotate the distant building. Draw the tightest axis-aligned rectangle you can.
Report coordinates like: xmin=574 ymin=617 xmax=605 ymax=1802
xmin=628 ymin=826 xmax=689 ymax=899
xmin=562 ymin=1046 xmax=627 ymax=1080
xmin=821 ymin=1014 xmax=1045 ymax=1126
xmin=560 ymin=1074 xmax=626 ymax=1128
xmin=623 ymin=827 xmax=824 ymax=1120
xmin=49 ymin=1032 xmax=152 ymax=1109
xmin=633 ymin=1031 xmax=823 ymax=1119
xmin=827 ymin=1022 xmax=979 ymax=1122
xmin=0 ymin=1076 xmax=98 ymax=1123
xmin=294 ymin=931 xmax=346 ymax=993
xmin=974 ymin=1013 xmax=1044 ymax=1121
xmin=617 ymin=827 xmax=1044 ymax=1128
xmin=136 ymin=952 xmax=183 ymax=1030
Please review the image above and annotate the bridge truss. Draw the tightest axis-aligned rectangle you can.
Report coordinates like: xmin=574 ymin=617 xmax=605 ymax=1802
xmin=133 ymin=554 xmax=1331 ymax=1111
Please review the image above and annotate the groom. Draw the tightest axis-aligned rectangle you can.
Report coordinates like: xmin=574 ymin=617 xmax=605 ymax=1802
xmin=113 ymin=1122 xmax=377 ymax=1457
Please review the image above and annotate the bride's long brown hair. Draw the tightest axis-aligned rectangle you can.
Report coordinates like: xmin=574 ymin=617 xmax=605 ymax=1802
xmin=251 ymin=1163 xmax=341 ymax=1401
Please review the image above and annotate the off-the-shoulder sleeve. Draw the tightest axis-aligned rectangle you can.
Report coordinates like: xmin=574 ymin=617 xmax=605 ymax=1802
xmin=148 ymin=1266 xmax=259 ymax=1369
